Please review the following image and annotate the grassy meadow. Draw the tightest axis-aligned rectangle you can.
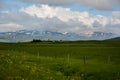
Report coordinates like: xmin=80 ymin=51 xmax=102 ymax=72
xmin=0 ymin=41 xmax=120 ymax=80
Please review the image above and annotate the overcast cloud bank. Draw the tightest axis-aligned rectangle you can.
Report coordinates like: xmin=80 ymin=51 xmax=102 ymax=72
xmin=0 ymin=4 xmax=120 ymax=36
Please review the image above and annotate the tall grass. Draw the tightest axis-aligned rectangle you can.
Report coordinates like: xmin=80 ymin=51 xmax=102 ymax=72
xmin=0 ymin=41 xmax=120 ymax=80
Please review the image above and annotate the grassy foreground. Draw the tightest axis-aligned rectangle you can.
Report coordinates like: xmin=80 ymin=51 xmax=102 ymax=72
xmin=0 ymin=41 xmax=120 ymax=80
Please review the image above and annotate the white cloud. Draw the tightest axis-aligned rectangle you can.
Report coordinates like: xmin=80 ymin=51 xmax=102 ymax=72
xmin=0 ymin=4 xmax=120 ymax=35
xmin=112 ymin=11 xmax=120 ymax=18
xmin=0 ymin=22 xmax=24 ymax=32
xmin=20 ymin=5 xmax=76 ymax=22
xmin=19 ymin=5 xmax=120 ymax=34
xmin=16 ymin=0 xmax=120 ymax=10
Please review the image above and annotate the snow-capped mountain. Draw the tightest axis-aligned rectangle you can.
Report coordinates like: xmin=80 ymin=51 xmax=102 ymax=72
xmin=0 ymin=30 xmax=118 ymax=42
xmin=90 ymin=32 xmax=117 ymax=40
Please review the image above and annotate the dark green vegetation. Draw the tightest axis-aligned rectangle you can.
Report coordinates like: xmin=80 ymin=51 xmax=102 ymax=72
xmin=105 ymin=37 xmax=120 ymax=41
xmin=0 ymin=41 xmax=120 ymax=80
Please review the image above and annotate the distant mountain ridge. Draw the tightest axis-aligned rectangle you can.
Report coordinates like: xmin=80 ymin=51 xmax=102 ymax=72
xmin=0 ymin=30 xmax=119 ymax=42
xmin=105 ymin=37 xmax=120 ymax=41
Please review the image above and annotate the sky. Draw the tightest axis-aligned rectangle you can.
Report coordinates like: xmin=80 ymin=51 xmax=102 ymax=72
xmin=0 ymin=0 xmax=120 ymax=36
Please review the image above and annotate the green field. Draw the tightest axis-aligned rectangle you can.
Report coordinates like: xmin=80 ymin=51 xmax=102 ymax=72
xmin=0 ymin=41 xmax=120 ymax=80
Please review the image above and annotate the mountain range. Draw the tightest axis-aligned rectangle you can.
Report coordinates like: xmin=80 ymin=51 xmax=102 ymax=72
xmin=105 ymin=37 xmax=120 ymax=41
xmin=0 ymin=30 xmax=119 ymax=42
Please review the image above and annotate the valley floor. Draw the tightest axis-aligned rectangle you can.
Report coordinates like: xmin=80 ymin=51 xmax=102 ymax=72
xmin=0 ymin=41 xmax=120 ymax=80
